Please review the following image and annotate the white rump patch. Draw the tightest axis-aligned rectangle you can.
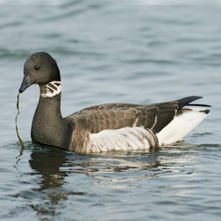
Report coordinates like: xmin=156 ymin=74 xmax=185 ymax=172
xmin=157 ymin=108 xmax=209 ymax=145
xmin=40 ymin=81 xmax=61 ymax=97
xmin=88 ymin=127 xmax=158 ymax=153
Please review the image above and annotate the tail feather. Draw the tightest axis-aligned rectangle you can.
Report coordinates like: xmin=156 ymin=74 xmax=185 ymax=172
xmin=157 ymin=106 xmax=210 ymax=145
xmin=186 ymin=103 xmax=211 ymax=108
xmin=177 ymin=96 xmax=204 ymax=109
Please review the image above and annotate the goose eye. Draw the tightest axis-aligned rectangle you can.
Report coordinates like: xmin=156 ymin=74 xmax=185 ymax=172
xmin=34 ymin=65 xmax=40 ymax=71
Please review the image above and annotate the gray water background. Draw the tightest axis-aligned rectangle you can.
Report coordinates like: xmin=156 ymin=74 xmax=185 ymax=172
xmin=0 ymin=1 xmax=221 ymax=220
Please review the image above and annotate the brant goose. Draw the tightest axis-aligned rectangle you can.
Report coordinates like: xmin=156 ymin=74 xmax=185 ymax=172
xmin=19 ymin=52 xmax=210 ymax=153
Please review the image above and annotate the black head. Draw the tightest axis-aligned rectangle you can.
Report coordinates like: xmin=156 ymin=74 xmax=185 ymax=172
xmin=19 ymin=52 xmax=60 ymax=93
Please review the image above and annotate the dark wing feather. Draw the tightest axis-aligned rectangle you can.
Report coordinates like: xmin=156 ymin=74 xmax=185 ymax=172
xmin=152 ymin=104 xmax=177 ymax=132
xmin=147 ymin=96 xmax=207 ymax=132
xmin=68 ymin=96 xmax=207 ymax=134
xmin=69 ymin=106 xmax=159 ymax=133
xmin=73 ymin=103 xmax=142 ymax=114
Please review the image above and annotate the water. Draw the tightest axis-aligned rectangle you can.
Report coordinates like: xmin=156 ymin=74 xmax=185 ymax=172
xmin=1 ymin=1 xmax=221 ymax=220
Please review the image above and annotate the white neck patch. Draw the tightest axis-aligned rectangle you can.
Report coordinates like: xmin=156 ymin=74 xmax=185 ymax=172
xmin=40 ymin=81 xmax=61 ymax=98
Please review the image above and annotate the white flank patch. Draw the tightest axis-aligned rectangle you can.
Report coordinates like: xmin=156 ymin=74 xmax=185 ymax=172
xmin=40 ymin=81 xmax=61 ymax=97
xmin=88 ymin=127 xmax=158 ymax=153
xmin=157 ymin=108 xmax=208 ymax=145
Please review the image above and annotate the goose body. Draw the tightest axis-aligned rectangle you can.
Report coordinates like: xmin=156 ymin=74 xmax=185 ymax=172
xmin=19 ymin=52 xmax=210 ymax=153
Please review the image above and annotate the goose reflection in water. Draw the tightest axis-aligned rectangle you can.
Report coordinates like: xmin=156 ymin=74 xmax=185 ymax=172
xmin=28 ymin=147 xmax=162 ymax=217
xmin=29 ymin=149 xmax=84 ymax=216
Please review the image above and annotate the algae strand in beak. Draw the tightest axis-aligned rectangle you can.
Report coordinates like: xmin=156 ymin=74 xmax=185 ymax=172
xmin=15 ymin=93 xmax=24 ymax=148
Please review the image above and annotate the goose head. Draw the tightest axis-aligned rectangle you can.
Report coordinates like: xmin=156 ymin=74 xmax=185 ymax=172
xmin=19 ymin=52 xmax=60 ymax=93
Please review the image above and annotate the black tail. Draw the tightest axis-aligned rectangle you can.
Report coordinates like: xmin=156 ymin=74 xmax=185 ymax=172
xmin=177 ymin=96 xmax=211 ymax=110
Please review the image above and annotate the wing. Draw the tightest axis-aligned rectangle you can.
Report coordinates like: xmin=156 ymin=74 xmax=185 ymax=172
xmin=67 ymin=96 xmax=207 ymax=134
xmin=68 ymin=104 xmax=178 ymax=134
xmin=69 ymin=106 xmax=158 ymax=133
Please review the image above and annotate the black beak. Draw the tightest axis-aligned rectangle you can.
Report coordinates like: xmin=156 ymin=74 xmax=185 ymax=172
xmin=19 ymin=76 xmax=34 ymax=93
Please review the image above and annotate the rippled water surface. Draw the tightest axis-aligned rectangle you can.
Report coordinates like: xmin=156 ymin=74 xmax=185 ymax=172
xmin=1 ymin=1 xmax=221 ymax=220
